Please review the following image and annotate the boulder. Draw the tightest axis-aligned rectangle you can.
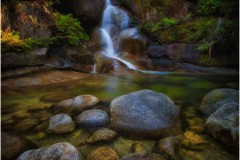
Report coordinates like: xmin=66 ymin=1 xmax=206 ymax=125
xmin=199 ymin=88 xmax=239 ymax=116
xmin=86 ymin=128 xmax=117 ymax=144
xmin=2 ymin=48 xmax=48 ymax=69
xmin=87 ymin=146 xmax=119 ymax=160
xmin=110 ymin=89 xmax=179 ymax=138
xmin=76 ymin=109 xmax=109 ymax=127
xmin=1 ymin=132 xmax=34 ymax=160
xmin=66 ymin=0 xmax=105 ymax=27
xmin=52 ymin=95 xmax=99 ymax=113
xmin=47 ymin=113 xmax=75 ymax=134
xmin=16 ymin=142 xmax=82 ymax=160
xmin=118 ymin=28 xmax=148 ymax=55
xmin=205 ymin=103 xmax=239 ymax=149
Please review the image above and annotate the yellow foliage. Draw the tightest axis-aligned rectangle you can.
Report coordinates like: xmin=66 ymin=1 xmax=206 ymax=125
xmin=1 ymin=29 xmax=24 ymax=48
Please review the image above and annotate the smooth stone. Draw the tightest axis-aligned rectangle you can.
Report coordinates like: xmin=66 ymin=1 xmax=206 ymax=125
xmin=52 ymin=95 xmax=99 ymax=113
xmin=76 ymin=109 xmax=109 ymax=127
xmin=47 ymin=113 xmax=75 ymax=134
xmin=132 ymin=143 xmax=148 ymax=156
xmin=86 ymin=128 xmax=117 ymax=144
xmin=16 ymin=142 xmax=82 ymax=160
xmin=199 ymin=88 xmax=239 ymax=116
xmin=13 ymin=110 xmax=31 ymax=119
xmin=2 ymin=132 xmax=34 ymax=160
xmin=110 ymin=89 xmax=179 ymax=138
xmin=86 ymin=146 xmax=119 ymax=160
xmin=205 ymin=103 xmax=239 ymax=149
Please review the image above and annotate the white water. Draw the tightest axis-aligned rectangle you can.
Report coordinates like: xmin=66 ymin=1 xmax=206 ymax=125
xmin=99 ymin=0 xmax=137 ymax=70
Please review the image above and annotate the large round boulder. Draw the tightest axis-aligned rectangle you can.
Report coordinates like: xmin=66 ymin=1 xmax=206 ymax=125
xmin=51 ymin=95 xmax=99 ymax=113
xmin=47 ymin=113 xmax=75 ymax=134
xmin=76 ymin=109 xmax=109 ymax=127
xmin=16 ymin=142 xmax=82 ymax=160
xmin=110 ymin=89 xmax=179 ymax=138
xmin=1 ymin=132 xmax=34 ymax=160
xmin=205 ymin=103 xmax=239 ymax=150
xmin=199 ymin=88 xmax=239 ymax=116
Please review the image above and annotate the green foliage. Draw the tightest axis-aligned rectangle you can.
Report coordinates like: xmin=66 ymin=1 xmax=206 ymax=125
xmin=54 ymin=12 xmax=89 ymax=45
xmin=141 ymin=17 xmax=177 ymax=32
xmin=1 ymin=30 xmax=57 ymax=53
xmin=198 ymin=0 xmax=238 ymax=17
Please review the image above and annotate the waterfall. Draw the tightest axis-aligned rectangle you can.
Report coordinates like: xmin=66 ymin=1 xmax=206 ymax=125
xmin=99 ymin=0 xmax=137 ymax=70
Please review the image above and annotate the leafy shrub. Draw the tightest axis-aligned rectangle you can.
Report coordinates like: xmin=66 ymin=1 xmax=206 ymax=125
xmin=141 ymin=17 xmax=177 ymax=32
xmin=1 ymin=30 xmax=30 ymax=52
xmin=54 ymin=12 xmax=89 ymax=45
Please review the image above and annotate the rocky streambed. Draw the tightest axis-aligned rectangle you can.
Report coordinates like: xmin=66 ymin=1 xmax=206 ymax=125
xmin=1 ymin=70 xmax=239 ymax=160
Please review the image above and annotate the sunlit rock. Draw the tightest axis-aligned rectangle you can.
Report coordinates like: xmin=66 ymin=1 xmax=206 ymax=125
xmin=181 ymin=131 xmax=208 ymax=150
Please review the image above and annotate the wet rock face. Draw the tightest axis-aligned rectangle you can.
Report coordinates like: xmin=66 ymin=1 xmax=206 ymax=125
xmin=76 ymin=109 xmax=109 ymax=128
xmin=1 ymin=132 xmax=34 ymax=160
xmin=52 ymin=95 xmax=99 ymax=113
xmin=110 ymin=89 xmax=179 ymax=138
xmin=2 ymin=48 xmax=48 ymax=69
xmin=87 ymin=146 xmax=119 ymax=160
xmin=118 ymin=28 xmax=148 ymax=55
xmin=66 ymin=0 xmax=105 ymax=27
xmin=16 ymin=142 xmax=82 ymax=160
xmin=2 ymin=1 xmax=54 ymax=39
xmin=147 ymin=44 xmax=200 ymax=64
xmin=199 ymin=88 xmax=239 ymax=116
xmin=205 ymin=103 xmax=239 ymax=150
xmin=47 ymin=113 xmax=75 ymax=134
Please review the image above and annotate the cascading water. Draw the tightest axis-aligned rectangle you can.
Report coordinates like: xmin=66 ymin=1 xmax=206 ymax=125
xmin=99 ymin=0 xmax=137 ymax=70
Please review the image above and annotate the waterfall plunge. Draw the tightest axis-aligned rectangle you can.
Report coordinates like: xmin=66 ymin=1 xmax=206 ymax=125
xmin=99 ymin=0 xmax=137 ymax=70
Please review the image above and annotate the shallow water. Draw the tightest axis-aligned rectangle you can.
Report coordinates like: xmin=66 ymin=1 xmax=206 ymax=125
xmin=1 ymin=71 xmax=239 ymax=159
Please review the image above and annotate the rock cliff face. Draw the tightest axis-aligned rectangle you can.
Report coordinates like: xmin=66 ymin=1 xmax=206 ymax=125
xmin=65 ymin=0 xmax=105 ymax=27
xmin=1 ymin=1 xmax=54 ymax=39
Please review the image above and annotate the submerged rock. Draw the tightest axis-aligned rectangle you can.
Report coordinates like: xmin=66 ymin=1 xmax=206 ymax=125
xmin=86 ymin=128 xmax=117 ymax=144
xmin=2 ymin=132 xmax=34 ymax=160
xmin=47 ymin=113 xmax=75 ymax=134
xmin=52 ymin=95 xmax=99 ymax=113
xmin=110 ymin=89 xmax=179 ymax=138
xmin=87 ymin=146 xmax=119 ymax=160
xmin=205 ymin=103 xmax=239 ymax=149
xmin=181 ymin=131 xmax=208 ymax=150
xmin=199 ymin=88 xmax=239 ymax=116
xmin=158 ymin=136 xmax=178 ymax=160
xmin=16 ymin=142 xmax=82 ymax=160
xmin=76 ymin=109 xmax=109 ymax=127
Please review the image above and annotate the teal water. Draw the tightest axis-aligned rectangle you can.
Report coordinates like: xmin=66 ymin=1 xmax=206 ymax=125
xmin=1 ymin=72 xmax=239 ymax=159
